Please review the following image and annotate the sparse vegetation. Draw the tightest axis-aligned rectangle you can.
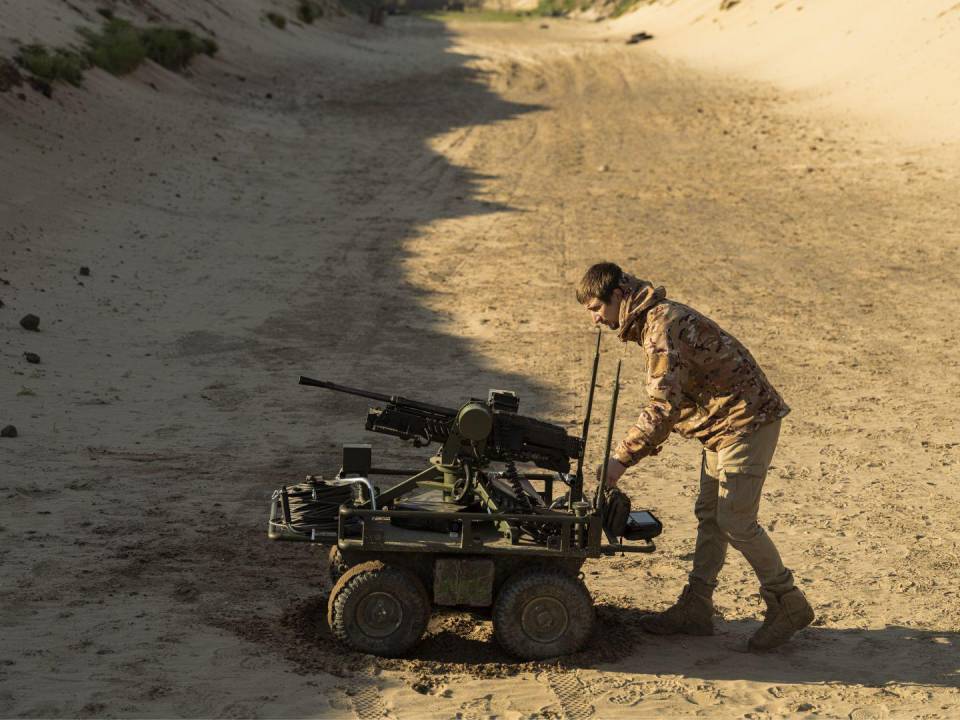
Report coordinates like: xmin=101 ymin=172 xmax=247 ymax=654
xmin=140 ymin=27 xmax=218 ymax=71
xmin=297 ymin=0 xmax=325 ymax=23
xmin=14 ymin=17 xmax=218 ymax=91
xmin=533 ymin=0 xmax=646 ymax=18
xmin=606 ymin=0 xmax=646 ymax=18
xmin=15 ymin=44 xmax=89 ymax=86
xmin=534 ymin=0 xmax=578 ymax=16
xmin=415 ymin=9 xmax=528 ymax=22
xmin=81 ymin=18 xmax=147 ymax=75
xmin=83 ymin=19 xmax=217 ymax=75
xmin=265 ymin=11 xmax=288 ymax=29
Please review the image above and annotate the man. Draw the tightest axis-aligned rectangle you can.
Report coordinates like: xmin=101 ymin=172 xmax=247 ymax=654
xmin=578 ymin=261 xmax=813 ymax=652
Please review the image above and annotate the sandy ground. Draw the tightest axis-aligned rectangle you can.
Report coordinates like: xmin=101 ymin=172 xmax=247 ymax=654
xmin=2 ymin=3 xmax=960 ymax=718
xmin=609 ymin=0 xmax=960 ymax=146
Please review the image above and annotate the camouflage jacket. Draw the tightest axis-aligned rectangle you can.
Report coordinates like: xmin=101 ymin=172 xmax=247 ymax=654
xmin=611 ymin=275 xmax=789 ymax=467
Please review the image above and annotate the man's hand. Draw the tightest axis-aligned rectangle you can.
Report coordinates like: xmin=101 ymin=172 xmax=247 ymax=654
xmin=599 ymin=457 xmax=627 ymax=488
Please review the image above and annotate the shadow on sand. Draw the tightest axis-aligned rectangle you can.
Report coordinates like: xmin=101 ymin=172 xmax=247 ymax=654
xmin=272 ymin=595 xmax=959 ymax=689
xmin=411 ymin=609 xmax=960 ymax=688
xmin=603 ymin=612 xmax=960 ymax=689
xmin=250 ymin=16 xmax=551 ymax=417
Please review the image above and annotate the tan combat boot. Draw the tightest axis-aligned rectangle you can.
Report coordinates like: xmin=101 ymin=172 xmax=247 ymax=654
xmin=639 ymin=582 xmax=715 ymax=636
xmin=748 ymin=587 xmax=815 ymax=652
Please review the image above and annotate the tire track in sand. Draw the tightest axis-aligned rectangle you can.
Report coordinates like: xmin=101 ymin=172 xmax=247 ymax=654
xmin=545 ymin=671 xmax=595 ymax=720
xmin=343 ymin=682 xmax=389 ymax=720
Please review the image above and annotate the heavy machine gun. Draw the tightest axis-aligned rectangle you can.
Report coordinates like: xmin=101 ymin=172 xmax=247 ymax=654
xmin=297 ymin=378 xmax=582 ymax=474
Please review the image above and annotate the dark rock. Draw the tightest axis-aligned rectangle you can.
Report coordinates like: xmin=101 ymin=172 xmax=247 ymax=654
xmin=0 ymin=425 xmax=17 ymax=438
xmin=20 ymin=314 xmax=40 ymax=331
xmin=79 ymin=266 xmax=90 ymax=276
xmin=0 ymin=58 xmax=23 ymax=92
xmin=265 ymin=92 xmax=272 ymax=99
xmin=626 ymin=31 xmax=653 ymax=44
xmin=17 ymin=92 xmax=26 ymax=101
xmin=24 ymin=352 xmax=40 ymax=364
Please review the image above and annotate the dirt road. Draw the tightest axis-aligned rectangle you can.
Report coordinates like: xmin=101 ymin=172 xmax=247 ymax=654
xmin=2 ymin=14 xmax=959 ymax=718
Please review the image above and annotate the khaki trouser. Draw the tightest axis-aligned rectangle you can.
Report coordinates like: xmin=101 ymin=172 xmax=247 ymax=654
xmin=689 ymin=419 xmax=795 ymax=595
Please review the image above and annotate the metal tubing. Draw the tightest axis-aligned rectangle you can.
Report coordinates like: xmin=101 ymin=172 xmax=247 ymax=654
xmin=601 ymin=541 xmax=656 ymax=555
xmin=341 ymin=506 xmax=587 ymax=525
xmin=280 ymin=486 xmax=292 ymax=524
xmin=325 ymin=477 xmax=378 ymax=510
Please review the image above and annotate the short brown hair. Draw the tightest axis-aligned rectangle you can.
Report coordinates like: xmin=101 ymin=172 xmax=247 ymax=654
xmin=576 ymin=262 xmax=623 ymax=304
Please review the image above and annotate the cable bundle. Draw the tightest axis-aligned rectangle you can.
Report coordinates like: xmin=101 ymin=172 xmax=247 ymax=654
xmin=275 ymin=479 xmax=354 ymax=536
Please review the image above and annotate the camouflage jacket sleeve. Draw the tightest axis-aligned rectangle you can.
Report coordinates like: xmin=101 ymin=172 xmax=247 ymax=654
xmin=613 ymin=308 xmax=685 ymax=467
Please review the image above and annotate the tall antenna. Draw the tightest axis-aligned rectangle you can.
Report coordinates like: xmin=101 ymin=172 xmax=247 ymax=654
xmin=599 ymin=358 xmax=622 ymax=493
xmin=595 ymin=359 xmax=622 ymax=545
xmin=573 ymin=329 xmax=602 ymax=502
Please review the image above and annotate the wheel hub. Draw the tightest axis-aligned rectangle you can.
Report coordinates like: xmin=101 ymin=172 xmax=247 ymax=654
xmin=356 ymin=591 xmax=403 ymax=638
xmin=520 ymin=596 xmax=569 ymax=643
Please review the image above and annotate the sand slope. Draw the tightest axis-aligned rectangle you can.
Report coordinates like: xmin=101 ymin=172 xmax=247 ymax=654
xmin=611 ymin=0 xmax=960 ymax=145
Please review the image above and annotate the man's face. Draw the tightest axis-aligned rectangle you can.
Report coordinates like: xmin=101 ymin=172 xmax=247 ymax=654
xmin=584 ymin=289 xmax=622 ymax=330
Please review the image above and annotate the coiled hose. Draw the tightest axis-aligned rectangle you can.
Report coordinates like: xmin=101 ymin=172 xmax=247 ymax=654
xmin=275 ymin=480 xmax=355 ymax=535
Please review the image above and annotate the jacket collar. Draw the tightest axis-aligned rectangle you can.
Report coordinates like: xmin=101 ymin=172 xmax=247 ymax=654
xmin=616 ymin=274 xmax=667 ymax=343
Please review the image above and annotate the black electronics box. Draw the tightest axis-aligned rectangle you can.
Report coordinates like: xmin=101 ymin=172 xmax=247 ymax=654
xmin=342 ymin=443 xmax=372 ymax=476
xmin=623 ymin=510 xmax=663 ymax=541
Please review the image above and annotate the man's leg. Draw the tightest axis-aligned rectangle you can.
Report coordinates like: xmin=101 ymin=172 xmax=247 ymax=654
xmin=639 ymin=448 xmax=721 ymax=635
xmin=689 ymin=446 xmax=729 ymax=590
xmin=714 ymin=420 xmax=792 ymax=593
xmin=713 ymin=420 xmax=814 ymax=650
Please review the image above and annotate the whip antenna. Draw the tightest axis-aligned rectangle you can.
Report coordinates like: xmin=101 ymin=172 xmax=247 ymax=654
xmin=594 ymin=359 xmax=622 ymax=544
xmin=599 ymin=358 xmax=622 ymax=490
xmin=573 ymin=329 xmax=602 ymax=501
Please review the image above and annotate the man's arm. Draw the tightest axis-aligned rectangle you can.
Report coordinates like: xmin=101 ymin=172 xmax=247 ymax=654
xmin=612 ymin=310 xmax=685 ymax=469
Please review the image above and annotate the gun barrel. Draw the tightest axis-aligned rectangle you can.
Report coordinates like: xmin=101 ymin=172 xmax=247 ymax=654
xmin=298 ymin=375 xmax=457 ymax=416
xmin=299 ymin=376 xmax=393 ymax=403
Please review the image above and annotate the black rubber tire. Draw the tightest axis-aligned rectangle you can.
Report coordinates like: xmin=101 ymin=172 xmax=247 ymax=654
xmin=328 ymin=545 xmax=349 ymax=585
xmin=492 ymin=567 xmax=594 ymax=660
xmin=327 ymin=560 xmax=430 ymax=657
